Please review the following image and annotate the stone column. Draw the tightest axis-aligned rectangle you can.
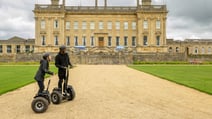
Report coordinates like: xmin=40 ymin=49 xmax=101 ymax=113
xmin=137 ymin=0 xmax=139 ymax=6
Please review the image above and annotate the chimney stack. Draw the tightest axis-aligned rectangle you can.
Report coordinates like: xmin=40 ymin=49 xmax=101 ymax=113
xmin=63 ymin=0 xmax=65 ymax=5
xmin=142 ymin=0 xmax=152 ymax=6
xmin=105 ymin=0 xmax=107 ymax=7
xmin=95 ymin=0 xmax=98 ymax=7
xmin=51 ymin=0 xmax=59 ymax=5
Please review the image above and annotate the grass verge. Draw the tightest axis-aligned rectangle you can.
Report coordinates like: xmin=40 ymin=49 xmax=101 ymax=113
xmin=0 ymin=65 xmax=57 ymax=95
xmin=129 ymin=65 xmax=212 ymax=95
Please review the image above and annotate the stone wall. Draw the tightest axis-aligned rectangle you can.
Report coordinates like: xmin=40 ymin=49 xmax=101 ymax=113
xmin=187 ymin=55 xmax=212 ymax=62
xmin=0 ymin=54 xmax=16 ymax=62
xmin=0 ymin=52 xmax=212 ymax=64
xmin=71 ymin=53 xmax=133 ymax=64
xmin=133 ymin=53 xmax=186 ymax=62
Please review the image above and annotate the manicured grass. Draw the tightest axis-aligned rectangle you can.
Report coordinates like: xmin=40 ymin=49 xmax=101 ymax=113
xmin=0 ymin=65 xmax=57 ymax=95
xmin=129 ymin=65 xmax=212 ymax=95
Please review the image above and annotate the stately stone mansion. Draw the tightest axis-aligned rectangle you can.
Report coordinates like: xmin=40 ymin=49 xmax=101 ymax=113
xmin=0 ymin=0 xmax=212 ymax=63
xmin=33 ymin=0 xmax=168 ymax=53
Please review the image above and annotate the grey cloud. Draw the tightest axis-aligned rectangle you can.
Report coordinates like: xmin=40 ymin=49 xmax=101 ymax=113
xmin=0 ymin=0 xmax=212 ymax=40
xmin=167 ymin=0 xmax=212 ymax=39
xmin=167 ymin=0 xmax=212 ymax=24
xmin=0 ymin=0 xmax=34 ymax=39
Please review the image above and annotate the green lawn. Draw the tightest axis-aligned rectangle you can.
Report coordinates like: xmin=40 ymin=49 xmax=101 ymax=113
xmin=0 ymin=65 xmax=57 ymax=95
xmin=129 ymin=65 xmax=212 ymax=95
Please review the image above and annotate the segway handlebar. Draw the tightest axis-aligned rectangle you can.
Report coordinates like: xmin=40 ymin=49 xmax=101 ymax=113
xmin=46 ymin=79 xmax=51 ymax=91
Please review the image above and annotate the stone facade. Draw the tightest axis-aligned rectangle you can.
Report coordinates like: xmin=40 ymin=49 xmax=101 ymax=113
xmin=167 ymin=39 xmax=212 ymax=55
xmin=1 ymin=36 xmax=212 ymax=63
xmin=0 ymin=36 xmax=35 ymax=55
xmin=33 ymin=0 xmax=168 ymax=53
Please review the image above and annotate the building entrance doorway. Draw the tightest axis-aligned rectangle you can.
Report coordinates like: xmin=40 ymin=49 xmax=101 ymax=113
xmin=98 ymin=37 xmax=104 ymax=47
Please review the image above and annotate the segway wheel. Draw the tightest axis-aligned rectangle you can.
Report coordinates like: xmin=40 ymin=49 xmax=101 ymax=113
xmin=31 ymin=97 xmax=49 ymax=113
xmin=67 ymin=85 xmax=75 ymax=101
xmin=51 ymin=91 xmax=62 ymax=104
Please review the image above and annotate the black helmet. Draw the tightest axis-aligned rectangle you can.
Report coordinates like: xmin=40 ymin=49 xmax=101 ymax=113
xmin=43 ymin=53 xmax=50 ymax=59
xmin=59 ymin=45 xmax=66 ymax=50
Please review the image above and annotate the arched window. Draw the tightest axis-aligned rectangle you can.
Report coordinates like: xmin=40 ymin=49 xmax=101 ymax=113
xmin=176 ymin=47 xmax=180 ymax=53
xmin=168 ymin=47 xmax=172 ymax=53
xmin=194 ymin=47 xmax=198 ymax=54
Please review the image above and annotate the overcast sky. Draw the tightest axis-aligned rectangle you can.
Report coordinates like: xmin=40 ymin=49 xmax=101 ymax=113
xmin=0 ymin=0 xmax=212 ymax=40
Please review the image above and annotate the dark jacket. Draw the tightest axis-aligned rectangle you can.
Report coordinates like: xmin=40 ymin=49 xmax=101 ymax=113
xmin=34 ymin=59 xmax=53 ymax=81
xmin=55 ymin=53 xmax=72 ymax=72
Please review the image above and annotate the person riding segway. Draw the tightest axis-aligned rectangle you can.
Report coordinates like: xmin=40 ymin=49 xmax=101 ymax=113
xmin=51 ymin=46 xmax=75 ymax=104
xmin=31 ymin=53 xmax=54 ymax=113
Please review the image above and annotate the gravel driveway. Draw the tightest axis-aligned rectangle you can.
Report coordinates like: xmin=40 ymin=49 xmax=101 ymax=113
xmin=0 ymin=65 xmax=212 ymax=119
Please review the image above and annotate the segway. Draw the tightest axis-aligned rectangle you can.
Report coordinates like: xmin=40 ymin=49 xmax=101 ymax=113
xmin=31 ymin=79 xmax=51 ymax=113
xmin=51 ymin=67 xmax=75 ymax=104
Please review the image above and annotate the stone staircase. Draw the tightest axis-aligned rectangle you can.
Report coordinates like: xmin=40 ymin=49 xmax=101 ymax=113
xmin=88 ymin=47 xmax=114 ymax=54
